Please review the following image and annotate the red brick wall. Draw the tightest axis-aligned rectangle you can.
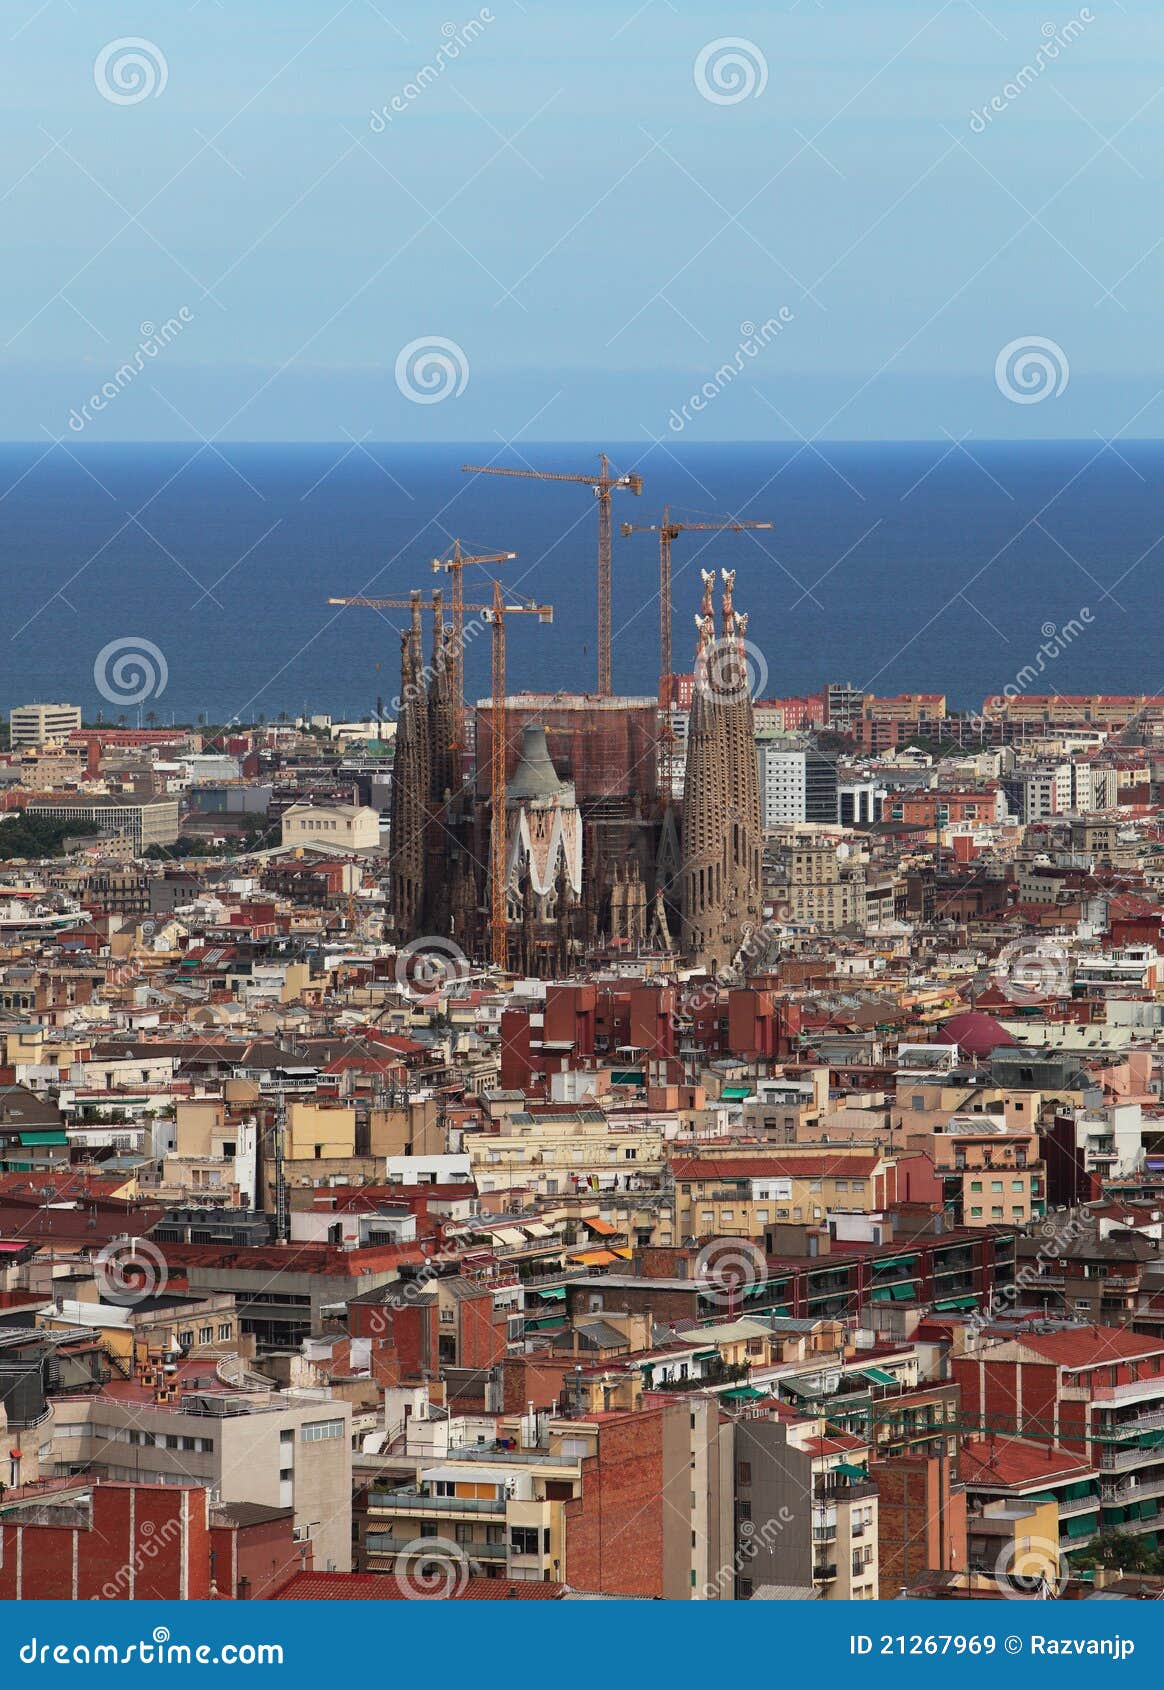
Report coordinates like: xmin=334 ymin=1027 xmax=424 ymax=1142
xmin=874 ymin=1455 xmax=967 ymax=1592
xmin=563 ymin=1409 xmax=665 ymax=1596
xmin=0 ymin=1483 xmax=208 ymax=1601
xmin=458 ymin=1289 xmax=508 ymax=1370
xmin=211 ymin=1515 xmax=306 ymax=1600
xmin=501 ymin=1355 xmax=574 ymax=1415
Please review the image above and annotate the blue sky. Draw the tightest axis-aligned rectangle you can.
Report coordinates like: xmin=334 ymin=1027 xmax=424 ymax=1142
xmin=1 ymin=0 xmax=1162 ymax=439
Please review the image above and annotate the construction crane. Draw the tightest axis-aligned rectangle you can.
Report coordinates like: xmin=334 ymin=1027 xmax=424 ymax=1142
xmin=329 ymin=584 xmax=552 ymax=972
xmin=483 ymin=581 xmax=553 ymax=970
xmin=620 ymin=506 xmax=773 ymax=798
xmin=430 ymin=539 xmax=517 ymax=765
xmin=460 ymin=455 xmax=643 ymax=697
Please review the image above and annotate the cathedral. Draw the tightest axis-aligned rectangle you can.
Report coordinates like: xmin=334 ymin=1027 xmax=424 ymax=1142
xmin=679 ymin=568 xmax=763 ymax=973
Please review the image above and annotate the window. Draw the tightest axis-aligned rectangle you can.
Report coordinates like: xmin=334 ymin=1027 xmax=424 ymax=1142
xmin=301 ymin=1418 xmax=344 ymax=1442
xmin=1012 ymin=1180 xmax=1024 ymax=1193
xmin=217 ymin=1322 xmax=232 ymax=1341
xmin=198 ymin=1326 xmax=213 ymax=1345
xmin=969 ymin=1181 xmax=982 ymax=1193
xmin=970 ymin=1206 xmax=982 ymax=1219
xmin=991 ymin=1207 xmax=1003 ymax=1220
xmin=991 ymin=1181 xmax=1003 ymax=1193
xmin=510 ymin=1527 xmax=539 ymax=1555
xmin=737 ymin=1461 xmax=752 ymax=1485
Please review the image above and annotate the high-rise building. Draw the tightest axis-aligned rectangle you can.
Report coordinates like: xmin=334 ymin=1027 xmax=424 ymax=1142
xmin=9 ymin=702 xmax=81 ymax=748
xmin=680 ymin=569 xmax=763 ymax=971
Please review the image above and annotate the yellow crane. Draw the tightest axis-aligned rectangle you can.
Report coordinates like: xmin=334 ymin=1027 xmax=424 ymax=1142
xmin=429 ymin=540 xmax=517 ymax=766
xmin=620 ymin=506 xmax=773 ymax=797
xmin=460 ymin=455 xmax=642 ymax=697
xmin=329 ymin=584 xmax=553 ymax=971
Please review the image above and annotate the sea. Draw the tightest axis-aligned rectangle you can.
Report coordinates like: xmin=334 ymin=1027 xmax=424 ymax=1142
xmin=1 ymin=440 xmax=1161 ymax=725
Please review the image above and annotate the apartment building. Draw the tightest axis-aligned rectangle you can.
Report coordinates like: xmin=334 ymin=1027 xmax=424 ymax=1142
xmin=953 ymin=1328 xmax=1164 ymax=1543
xmin=49 ymin=1386 xmax=353 ymax=1572
xmin=930 ymin=1119 xmax=1046 ymax=1228
xmin=468 ymin=1110 xmax=666 ymax=1199
xmin=9 ymin=702 xmax=82 ymax=748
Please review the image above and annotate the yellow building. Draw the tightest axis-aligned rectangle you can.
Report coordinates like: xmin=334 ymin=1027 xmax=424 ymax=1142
xmin=286 ymin=1100 xmax=356 ymax=1161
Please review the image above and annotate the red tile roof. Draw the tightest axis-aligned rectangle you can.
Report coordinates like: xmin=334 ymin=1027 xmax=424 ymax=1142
xmin=1018 ymin=1326 xmax=1164 ymax=1369
xmin=960 ymin=1437 xmax=1096 ymax=1488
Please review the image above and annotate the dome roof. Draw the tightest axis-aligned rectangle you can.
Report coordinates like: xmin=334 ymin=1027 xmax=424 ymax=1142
xmin=508 ymin=724 xmax=566 ymax=802
xmin=941 ymin=1009 xmax=1018 ymax=1057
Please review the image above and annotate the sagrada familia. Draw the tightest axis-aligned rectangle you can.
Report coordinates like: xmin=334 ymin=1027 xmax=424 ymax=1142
xmin=386 ymin=568 xmax=762 ymax=977
xmin=679 ymin=568 xmax=763 ymax=973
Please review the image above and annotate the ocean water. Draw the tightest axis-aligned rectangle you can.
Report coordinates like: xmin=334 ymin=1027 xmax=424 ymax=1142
xmin=1 ymin=440 xmax=1161 ymax=724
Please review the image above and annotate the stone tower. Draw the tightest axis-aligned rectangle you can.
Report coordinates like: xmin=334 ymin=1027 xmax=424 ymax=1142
xmin=388 ymin=607 xmax=429 ymax=942
xmin=679 ymin=568 xmax=763 ymax=971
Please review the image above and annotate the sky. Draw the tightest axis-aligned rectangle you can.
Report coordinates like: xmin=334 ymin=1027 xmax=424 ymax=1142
xmin=1 ymin=0 xmax=1162 ymax=441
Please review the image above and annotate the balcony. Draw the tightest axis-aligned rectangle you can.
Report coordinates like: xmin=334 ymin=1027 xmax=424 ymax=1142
xmin=1099 ymin=1445 xmax=1164 ymax=1473
xmin=1057 ymin=1490 xmax=1101 ymax=1517
xmin=366 ymin=1488 xmax=507 ymax=1516
xmin=813 ymin=1563 xmax=837 ymax=1583
xmin=365 ymin=1533 xmax=507 ymax=1562
xmin=1100 ymin=1407 xmax=1164 ymax=1441
xmin=1100 ymin=1470 xmax=1164 ymax=1507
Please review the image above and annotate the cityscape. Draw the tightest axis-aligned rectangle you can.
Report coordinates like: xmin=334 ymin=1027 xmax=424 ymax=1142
xmin=3 ymin=452 xmax=1164 ymax=1606
xmin=4 ymin=0 xmax=1164 ymax=1649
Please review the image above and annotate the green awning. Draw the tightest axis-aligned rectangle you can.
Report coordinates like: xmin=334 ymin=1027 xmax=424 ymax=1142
xmin=723 ymin=1386 xmax=768 ymax=1402
xmin=871 ymin=1286 xmax=895 ymax=1303
xmin=860 ymin=1366 xmax=896 ymax=1386
xmin=721 ymin=1086 xmax=752 ymax=1100
xmin=835 ymin=1462 xmax=868 ymax=1479
xmin=18 ymin=1130 xmax=67 ymax=1146
xmin=610 ymin=1070 xmax=644 ymax=1085
xmin=692 ymin=1349 xmax=719 ymax=1362
xmin=524 ymin=1314 xmax=565 ymax=1331
xmin=890 ymin=1283 xmax=914 ymax=1302
xmin=1067 ymin=1513 xmax=1099 ymax=1538
xmin=536 ymin=1286 xmax=566 ymax=1301
xmin=874 ymin=1255 xmax=917 ymax=1272
xmin=934 ymin=1295 xmax=979 ymax=1311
